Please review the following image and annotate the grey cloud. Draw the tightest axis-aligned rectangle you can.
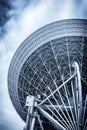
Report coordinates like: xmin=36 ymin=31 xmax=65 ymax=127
xmin=0 ymin=0 xmax=36 ymax=26
xmin=0 ymin=0 xmax=40 ymax=36
xmin=0 ymin=120 xmax=22 ymax=130
xmin=0 ymin=124 xmax=12 ymax=130
xmin=0 ymin=0 xmax=11 ymax=26
xmin=0 ymin=105 xmax=24 ymax=130
xmin=0 ymin=0 xmax=11 ymax=36
xmin=73 ymin=0 xmax=87 ymax=18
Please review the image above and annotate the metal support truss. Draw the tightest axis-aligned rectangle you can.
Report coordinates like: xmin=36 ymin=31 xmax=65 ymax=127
xmin=38 ymin=107 xmax=66 ymax=130
xmin=24 ymin=62 xmax=85 ymax=130
xmin=38 ymin=73 xmax=76 ymax=107
xmin=25 ymin=96 xmax=36 ymax=130
xmin=72 ymin=61 xmax=83 ymax=128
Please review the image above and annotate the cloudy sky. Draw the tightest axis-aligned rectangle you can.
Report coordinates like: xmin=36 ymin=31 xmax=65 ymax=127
xmin=0 ymin=0 xmax=87 ymax=130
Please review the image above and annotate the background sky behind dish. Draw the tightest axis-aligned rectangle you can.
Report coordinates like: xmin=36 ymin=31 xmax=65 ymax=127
xmin=0 ymin=0 xmax=87 ymax=130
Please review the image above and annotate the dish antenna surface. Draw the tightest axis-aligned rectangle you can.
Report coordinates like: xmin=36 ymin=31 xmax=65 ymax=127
xmin=8 ymin=19 xmax=87 ymax=130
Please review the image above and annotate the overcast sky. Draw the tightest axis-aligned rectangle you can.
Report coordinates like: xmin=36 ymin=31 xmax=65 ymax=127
xmin=0 ymin=0 xmax=87 ymax=130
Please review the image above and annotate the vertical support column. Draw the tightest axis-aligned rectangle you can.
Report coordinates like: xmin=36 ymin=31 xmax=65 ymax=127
xmin=37 ymin=114 xmax=44 ymax=130
xmin=73 ymin=62 xmax=83 ymax=128
xmin=25 ymin=96 xmax=35 ymax=130
xmin=30 ymin=112 xmax=37 ymax=130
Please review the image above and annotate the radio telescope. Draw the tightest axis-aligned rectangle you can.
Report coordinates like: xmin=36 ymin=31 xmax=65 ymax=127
xmin=8 ymin=19 xmax=87 ymax=130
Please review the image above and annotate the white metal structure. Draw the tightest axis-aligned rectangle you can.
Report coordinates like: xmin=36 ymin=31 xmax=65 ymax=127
xmin=8 ymin=19 xmax=87 ymax=130
xmin=24 ymin=62 xmax=85 ymax=130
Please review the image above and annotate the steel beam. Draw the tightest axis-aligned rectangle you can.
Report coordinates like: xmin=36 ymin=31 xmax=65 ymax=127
xmin=38 ymin=107 xmax=66 ymax=130
xmin=30 ymin=112 xmax=36 ymax=130
xmin=73 ymin=62 xmax=83 ymax=127
xmin=38 ymin=73 xmax=76 ymax=106
xmin=41 ymin=105 xmax=73 ymax=110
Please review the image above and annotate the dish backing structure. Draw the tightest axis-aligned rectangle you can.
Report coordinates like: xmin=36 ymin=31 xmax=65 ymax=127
xmin=8 ymin=19 xmax=87 ymax=130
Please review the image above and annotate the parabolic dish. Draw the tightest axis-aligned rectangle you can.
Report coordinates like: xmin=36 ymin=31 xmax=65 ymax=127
xmin=8 ymin=19 xmax=87 ymax=129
